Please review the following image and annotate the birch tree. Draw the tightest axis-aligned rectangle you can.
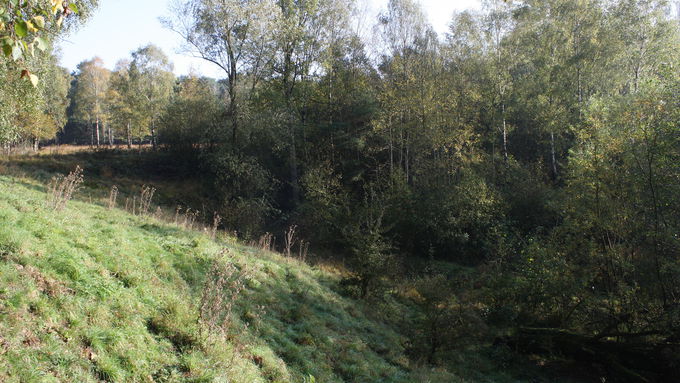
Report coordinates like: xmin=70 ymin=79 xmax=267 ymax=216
xmin=72 ymin=57 xmax=110 ymax=148
xmin=129 ymin=45 xmax=175 ymax=150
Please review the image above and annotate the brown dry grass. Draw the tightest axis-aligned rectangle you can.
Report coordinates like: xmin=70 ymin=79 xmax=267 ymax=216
xmin=37 ymin=144 xmax=153 ymax=156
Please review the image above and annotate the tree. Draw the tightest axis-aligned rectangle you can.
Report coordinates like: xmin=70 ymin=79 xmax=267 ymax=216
xmin=164 ymin=0 xmax=279 ymax=147
xmin=373 ymin=0 xmax=441 ymax=183
xmin=129 ymin=44 xmax=175 ymax=149
xmin=107 ymin=60 xmax=139 ymax=148
xmin=482 ymin=0 xmax=515 ymax=163
xmin=0 ymin=43 xmax=69 ymax=149
xmin=72 ymin=57 xmax=110 ymax=147
xmin=508 ymin=0 xmax=605 ymax=179
xmin=273 ymin=0 xmax=356 ymax=204
xmin=610 ymin=0 xmax=678 ymax=93
xmin=160 ymin=74 xmax=223 ymax=150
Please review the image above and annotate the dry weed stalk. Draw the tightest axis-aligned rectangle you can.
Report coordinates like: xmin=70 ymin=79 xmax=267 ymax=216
xmin=257 ymin=233 xmax=274 ymax=253
xmin=284 ymin=225 xmax=297 ymax=258
xmin=138 ymin=185 xmax=156 ymax=215
xmin=298 ymin=239 xmax=310 ymax=262
xmin=46 ymin=166 xmax=84 ymax=211
xmin=211 ymin=212 xmax=222 ymax=240
xmin=173 ymin=206 xmax=182 ymax=225
xmin=199 ymin=250 xmax=248 ymax=340
xmin=107 ymin=185 xmax=118 ymax=210
xmin=182 ymin=208 xmax=199 ymax=230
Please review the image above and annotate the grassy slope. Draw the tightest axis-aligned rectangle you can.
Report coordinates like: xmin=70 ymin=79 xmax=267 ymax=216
xmin=0 ymin=173 xmax=468 ymax=383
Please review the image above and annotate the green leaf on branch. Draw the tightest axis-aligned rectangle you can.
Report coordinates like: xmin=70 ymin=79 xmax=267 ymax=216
xmin=14 ymin=20 xmax=28 ymax=37
xmin=35 ymin=36 xmax=48 ymax=51
xmin=11 ymin=44 xmax=22 ymax=61
xmin=68 ymin=3 xmax=79 ymax=13
xmin=2 ymin=42 xmax=11 ymax=57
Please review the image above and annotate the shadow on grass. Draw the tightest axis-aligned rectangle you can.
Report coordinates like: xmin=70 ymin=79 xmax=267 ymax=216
xmin=220 ymin=254 xmax=408 ymax=382
xmin=138 ymin=223 xmax=188 ymax=238
xmin=2 ymin=149 xmax=217 ymax=219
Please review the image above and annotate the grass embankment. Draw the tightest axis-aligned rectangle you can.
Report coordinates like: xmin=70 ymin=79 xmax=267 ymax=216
xmin=0 ymin=173 xmax=463 ymax=382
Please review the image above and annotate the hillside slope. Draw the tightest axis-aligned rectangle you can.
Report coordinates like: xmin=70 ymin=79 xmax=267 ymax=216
xmin=0 ymin=174 xmax=469 ymax=383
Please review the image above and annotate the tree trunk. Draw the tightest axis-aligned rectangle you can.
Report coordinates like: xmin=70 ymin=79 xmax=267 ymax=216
xmin=405 ymin=132 xmax=411 ymax=185
xmin=229 ymin=83 xmax=238 ymax=148
xmin=289 ymin=123 xmax=300 ymax=204
xmin=151 ymin=120 xmax=157 ymax=150
xmin=33 ymin=137 xmax=39 ymax=152
xmin=389 ymin=119 xmax=394 ymax=175
xmin=126 ymin=120 xmax=132 ymax=149
xmin=577 ymin=66 xmax=583 ymax=120
xmin=502 ymin=103 xmax=508 ymax=162
xmin=551 ymin=130 xmax=558 ymax=180
xmin=282 ymin=45 xmax=299 ymax=206
xmin=95 ymin=119 xmax=100 ymax=148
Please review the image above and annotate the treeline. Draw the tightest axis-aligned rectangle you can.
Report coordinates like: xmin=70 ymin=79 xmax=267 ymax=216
xmin=4 ymin=0 xmax=680 ymax=376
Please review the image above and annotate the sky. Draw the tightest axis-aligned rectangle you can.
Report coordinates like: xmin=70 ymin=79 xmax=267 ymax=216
xmin=57 ymin=0 xmax=481 ymax=79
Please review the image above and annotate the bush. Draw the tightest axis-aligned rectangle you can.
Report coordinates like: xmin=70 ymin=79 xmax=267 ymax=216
xmin=201 ymin=150 xmax=278 ymax=236
xmin=406 ymin=271 xmax=487 ymax=364
xmin=341 ymin=186 xmax=397 ymax=299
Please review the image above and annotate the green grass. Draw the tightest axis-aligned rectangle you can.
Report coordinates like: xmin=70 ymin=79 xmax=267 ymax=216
xmin=0 ymin=173 xmax=467 ymax=383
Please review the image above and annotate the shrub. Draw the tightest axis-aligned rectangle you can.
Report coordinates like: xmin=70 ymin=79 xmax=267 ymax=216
xmin=407 ymin=272 xmax=487 ymax=364
xmin=341 ymin=186 xmax=397 ymax=299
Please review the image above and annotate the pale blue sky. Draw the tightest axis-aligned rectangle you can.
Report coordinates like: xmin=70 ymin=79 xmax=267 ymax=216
xmin=57 ymin=0 xmax=480 ymax=78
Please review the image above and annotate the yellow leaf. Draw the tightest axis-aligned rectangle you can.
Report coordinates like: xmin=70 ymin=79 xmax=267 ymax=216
xmin=29 ymin=74 xmax=39 ymax=87
xmin=26 ymin=21 xmax=38 ymax=33
xmin=51 ymin=0 xmax=64 ymax=15
xmin=33 ymin=16 xmax=45 ymax=29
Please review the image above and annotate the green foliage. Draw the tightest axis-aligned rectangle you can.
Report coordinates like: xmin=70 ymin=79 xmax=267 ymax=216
xmin=0 ymin=47 xmax=69 ymax=146
xmin=129 ymin=44 xmax=174 ymax=147
xmin=406 ymin=271 xmax=487 ymax=364
xmin=160 ymin=75 xmax=223 ymax=149
xmin=2 ymin=0 xmax=679 ymax=379
xmin=70 ymin=57 xmax=110 ymax=145
xmin=340 ymin=184 xmax=397 ymax=299
xmin=0 ymin=0 xmax=96 ymax=85
xmin=202 ymin=149 xmax=277 ymax=236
